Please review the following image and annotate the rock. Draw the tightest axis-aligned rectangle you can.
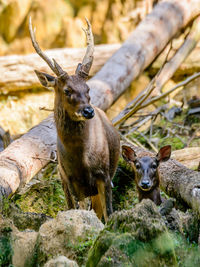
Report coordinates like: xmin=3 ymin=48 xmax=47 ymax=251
xmin=0 ymin=0 xmax=32 ymax=43
xmin=0 ymin=217 xmax=13 ymax=266
xmin=32 ymin=209 xmax=104 ymax=266
xmin=163 ymin=208 xmax=200 ymax=242
xmin=86 ymin=199 xmax=176 ymax=266
xmin=12 ymin=229 xmax=38 ymax=267
xmin=0 ymin=216 xmax=38 ymax=267
xmin=159 ymin=198 xmax=175 ymax=216
xmin=44 ymin=256 xmax=79 ymax=267
xmin=9 ymin=204 xmax=51 ymax=231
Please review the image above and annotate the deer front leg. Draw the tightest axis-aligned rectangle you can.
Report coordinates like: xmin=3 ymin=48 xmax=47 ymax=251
xmin=58 ymin=166 xmax=75 ymax=210
xmin=96 ymin=178 xmax=113 ymax=222
xmin=91 ymin=194 xmax=103 ymax=220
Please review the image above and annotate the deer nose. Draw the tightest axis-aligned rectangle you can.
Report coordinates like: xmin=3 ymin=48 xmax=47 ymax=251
xmin=82 ymin=106 xmax=95 ymax=119
xmin=141 ymin=180 xmax=150 ymax=189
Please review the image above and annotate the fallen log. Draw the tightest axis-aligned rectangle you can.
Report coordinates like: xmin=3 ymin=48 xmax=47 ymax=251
xmin=0 ymin=0 xmax=200 ymax=200
xmin=0 ymin=44 xmax=120 ymax=94
xmin=172 ymin=147 xmax=200 ymax=170
xmin=151 ymin=43 xmax=200 ymax=77
xmin=112 ymin=16 xmax=200 ymax=126
xmin=124 ymin=144 xmax=200 ymax=217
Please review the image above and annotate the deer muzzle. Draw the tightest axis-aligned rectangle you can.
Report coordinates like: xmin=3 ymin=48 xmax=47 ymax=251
xmin=138 ymin=177 xmax=152 ymax=191
xmin=81 ymin=106 xmax=95 ymax=119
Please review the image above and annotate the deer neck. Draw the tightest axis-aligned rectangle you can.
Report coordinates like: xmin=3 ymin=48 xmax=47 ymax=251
xmin=137 ymin=186 xmax=161 ymax=205
xmin=54 ymin=105 xmax=87 ymax=141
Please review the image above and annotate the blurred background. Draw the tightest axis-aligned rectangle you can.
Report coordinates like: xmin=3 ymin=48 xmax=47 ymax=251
xmin=0 ymin=0 xmax=147 ymax=55
xmin=0 ymin=0 xmax=151 ymax=135
xmin=0 ymin=0 xmax=199 ymax=152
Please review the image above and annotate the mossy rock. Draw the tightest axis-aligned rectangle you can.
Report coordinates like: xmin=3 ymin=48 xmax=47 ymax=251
xmin=86 ymin=199 xmax=177 ymax=267
xmin=13 ymin=163 xmax=66 ymax=218
xmin=0 ymin=218 xmax=13 ymax=266
xmin=29 ymin=210 xmax=104 ymax=266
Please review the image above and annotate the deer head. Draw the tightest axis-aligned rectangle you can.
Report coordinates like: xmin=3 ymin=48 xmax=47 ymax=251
xmin=122 ymin=145 xmax=171 ymax=191
xmin=29 ymin=17 xmax=95 ymax=121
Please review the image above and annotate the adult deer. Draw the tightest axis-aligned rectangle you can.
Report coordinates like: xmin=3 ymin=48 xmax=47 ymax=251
xmin=29 ymin=18 xmax=120 ymax=222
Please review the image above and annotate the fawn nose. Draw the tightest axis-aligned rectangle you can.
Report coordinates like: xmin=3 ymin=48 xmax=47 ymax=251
xmin=82 ymin=106 xmax=95 ymax=119
xmin=141 ymin=180 xmax=150 ymax=189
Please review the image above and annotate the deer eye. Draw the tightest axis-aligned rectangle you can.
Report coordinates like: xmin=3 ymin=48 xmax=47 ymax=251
xmin=64 ymin=88 xmax=72 ymax=97
xmin=135 ymin=162 xmax=140 ymax=169
xmin=152 ymin=163 xmax=157 ymax=169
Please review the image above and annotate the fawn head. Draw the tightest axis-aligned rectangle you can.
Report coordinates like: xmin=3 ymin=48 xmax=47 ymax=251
xmin=122 ymin=145 xmax=171 ymax=191
xmin=29 ymin=17 xmax=94 ymax=121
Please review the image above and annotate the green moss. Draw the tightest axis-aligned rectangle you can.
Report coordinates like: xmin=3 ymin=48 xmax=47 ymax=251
xmin=0 ymin=227 xmax=13 ymax=267
xmin=87 ymin=201 xmax=177 ymax=267
xmin=86 ymin=231 xmax=115 ymax=267
xmin=65 ymin=235 xmax=94 ymax=265
xmin=87 ymin=228 xmax=177 ymax=267
xmin=112 ymin=158 xmax=138 ymax=211
xmin=171 ymin=232 xmax=200 ymax=266
xmin=13 ymin=163 xmax=66 ymax=217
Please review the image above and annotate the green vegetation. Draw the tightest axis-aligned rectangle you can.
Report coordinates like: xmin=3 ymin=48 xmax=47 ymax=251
xmin=65 ymin=235 xmax=95 ymax=266
xmin=13 ymin=163 xmax=66 ymax=217
xmin=112 ymin=158 xmax=138 ymax=211
xmin=0 ymin=226 xmax=13 ymax=267
xmin=128 ymin=109 xmax=200 ymax=152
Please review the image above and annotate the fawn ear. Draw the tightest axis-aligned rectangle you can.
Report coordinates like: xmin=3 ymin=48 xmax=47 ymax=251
xmin=122 ymin=145 xmax=136 ymax=162
xmin=156 ymin=145 xmax=171 ymax=162
xmin=35 ymin=70 xmax=56 ymax=88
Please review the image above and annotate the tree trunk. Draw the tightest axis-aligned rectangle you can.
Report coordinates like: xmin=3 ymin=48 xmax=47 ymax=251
xmin=172 ymin=147 xmax=200 ymax=170
xmin=0 ymin=0 xmax=200 ymax=201
xmin=0 ymin=44 xmax=120 ymax=94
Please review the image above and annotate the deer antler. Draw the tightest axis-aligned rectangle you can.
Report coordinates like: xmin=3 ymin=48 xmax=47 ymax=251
xmin=29 ymin=17 xmax=65 ymax=77
xmin=76 ymin=18 xmax=94 ymax=79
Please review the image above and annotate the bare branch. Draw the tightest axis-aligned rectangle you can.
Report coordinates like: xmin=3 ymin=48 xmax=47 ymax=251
xmin=141 ymin=72 xmax=200 ymax=109
xmin=113 ymin=16 xmax=200 ymax=127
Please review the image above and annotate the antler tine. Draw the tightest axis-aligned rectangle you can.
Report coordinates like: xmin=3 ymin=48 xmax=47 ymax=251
xmin=29 ymin=17 xmax=62 ymax=76
xmin=78 ymin=18 xmax=94 ymax=78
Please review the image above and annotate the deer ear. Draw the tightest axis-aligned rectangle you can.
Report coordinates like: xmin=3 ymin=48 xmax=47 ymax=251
xmin=156 ymin=145 xmax=171 ymax=162
xmin=122 ymin=145 xmax=136 ymax=162
xmin=35 ymin=70 xmax=56 ymax=88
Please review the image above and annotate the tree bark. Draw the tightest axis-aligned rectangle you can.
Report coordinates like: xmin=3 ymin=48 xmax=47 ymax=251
xmin=0 ymin=0 xmax=200 ymax=200
xmin=151 ymin=43 xmax=200 ymax=77
xmin=125 ymin=145 xmax=200 ymax=217
xmin=88 ymin=0 xmax=200 ymax=110
xmin=0 ymin=44 xmax=120 ymax=94
xmin=172 ymin=147 xmax=200 ymax=170
xmin=112 ymin=16 xmax=200 ymax=126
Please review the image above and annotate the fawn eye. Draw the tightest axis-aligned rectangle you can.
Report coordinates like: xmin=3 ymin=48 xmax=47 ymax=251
xmin=152 ymin=163 xmax=157 ymax=169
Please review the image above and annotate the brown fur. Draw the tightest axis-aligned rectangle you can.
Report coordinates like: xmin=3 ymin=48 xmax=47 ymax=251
xmin=129 ymin=161 xmax=162 ymax=205
xmin=122 ymin=145 xmax=171 ymax=205
xmin=30 ymin=18 xmax=120 ymax=221
xmin=36 ymin=74 xmax=120 ymax=221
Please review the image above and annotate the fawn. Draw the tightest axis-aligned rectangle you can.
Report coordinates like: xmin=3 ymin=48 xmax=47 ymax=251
xmin=122 ymin=145 xmax=171 ymax=205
